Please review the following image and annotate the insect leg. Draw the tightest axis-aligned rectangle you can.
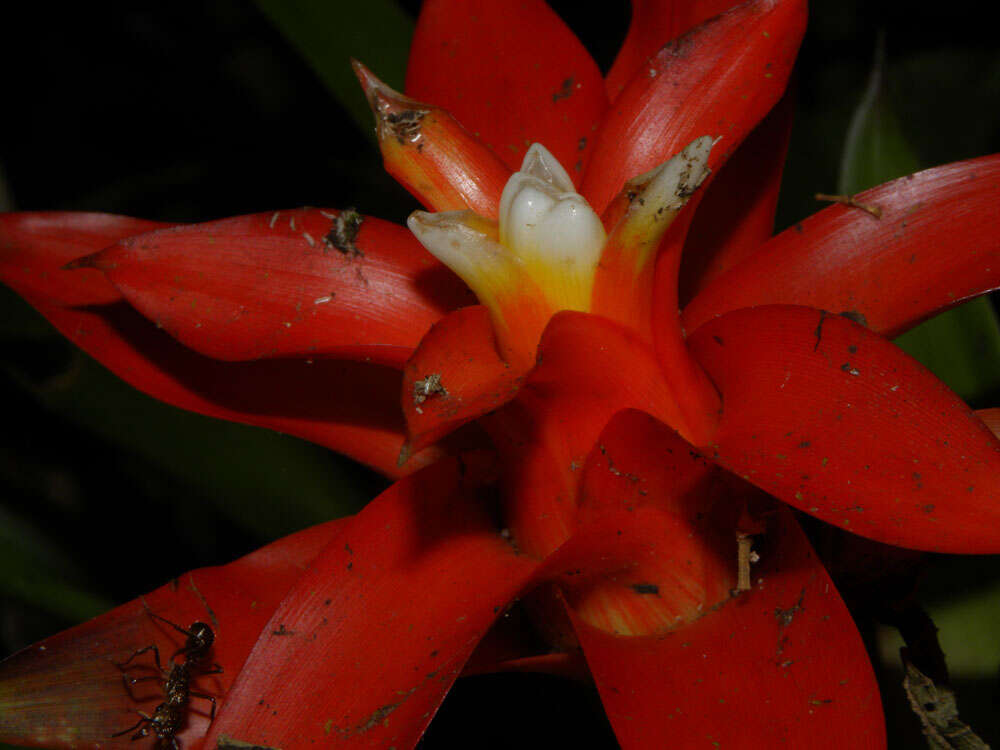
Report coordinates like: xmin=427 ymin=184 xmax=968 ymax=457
xmin=117 ymin=644 xmax=162 ymax=672
xmin=130 ymin=726 xmax=150 ymax=741
xmin=111 ymin=712 xmax=150 ymax=738
xmin=120 ymin=674 xmax=137 ymax=700
xmin=189 ymin=691 xmax=217 ymax=720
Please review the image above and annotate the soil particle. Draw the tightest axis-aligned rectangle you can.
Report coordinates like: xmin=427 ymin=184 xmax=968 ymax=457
xmin=813 ymin=310 xmax=828 ymax=351
xmin=385 ymin=109 xmax=426 ymax=144
xmin=631 ymin=583 xmax=660 ymax=595
xmin=324 ymin=209 xmax=364 ymax=257
xmin=839 ymin=310 xmax=869 ymax=328
xmin=413 ymin=373 xmax=447 ymax=407
xmin=552 ymin=76 xmax=575 ymax=102
xmin=775 ymin=589 xmax=806 ymax=629
xmin=348 ymin=686 xmax=418 ymax=736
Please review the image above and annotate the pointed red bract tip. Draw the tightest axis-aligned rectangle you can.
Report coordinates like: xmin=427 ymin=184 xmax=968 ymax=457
xmin=353 ymin=60 xmax=510 ymax=219
xmin=0 ymin=211 xmax=164 ymax=307
xmin=976 ymin=408 xmax=1000 ymax=439
xmin=402 ymin=305 xmax=525 ymax=454
xmin=683 ymin=154 xmax=1000 ymax=338
xmin=90 ymin=208 xmax=471 ymax=367
xmin=350 ymin=58 xmax=381 ymax=101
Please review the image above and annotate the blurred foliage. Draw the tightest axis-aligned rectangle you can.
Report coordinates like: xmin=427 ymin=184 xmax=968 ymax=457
xmin=896 ymin=299 xmax=1000 ymax=406
xmin=0 ymin=1 xmax=999 ymax=748
xmin=877 ymin=555 xmax=1000 ymax=749
xmin=0 ymin=505 xmax=112 ymax=623
xmin=832 ymin=32 xmax=1000 ymax=750
xmin=253 ymin=0 xmax=414 ymax=141
xmin=837 ymin=35 xmax=920 ymax=195
xmin=11 ymin=332 xmax=373 ymax=540
xmin=835 ymin=35 xmax=1000 ymax=408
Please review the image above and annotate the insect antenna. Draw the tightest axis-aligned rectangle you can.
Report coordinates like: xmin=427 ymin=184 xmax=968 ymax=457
xmin=147 ymin=611 xmax=199 ymax=639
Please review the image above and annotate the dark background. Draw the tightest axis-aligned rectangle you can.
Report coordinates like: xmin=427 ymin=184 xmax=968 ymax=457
xmin=1 ymin=1 xmax=999 ymax=748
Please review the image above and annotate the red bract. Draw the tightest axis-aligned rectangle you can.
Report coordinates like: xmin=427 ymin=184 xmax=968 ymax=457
xmin=2 ymin=1 xmax=1000 ymax=748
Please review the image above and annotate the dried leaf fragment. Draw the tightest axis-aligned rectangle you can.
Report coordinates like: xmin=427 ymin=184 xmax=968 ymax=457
xmin=902 ymin=657 xmax=990 ymax=750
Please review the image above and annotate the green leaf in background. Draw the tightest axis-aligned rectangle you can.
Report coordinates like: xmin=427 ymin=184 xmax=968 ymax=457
xmin=879 ymin=582 xmax=1000 ymax=681
xmin=894 ymin=298 xmax=1000 ymax=405
xmin=0 ymin=286 xmax=54 ymax=340
xmin=842 ymin=35 xmax=1000 ymax=747
xmin=1 ymin=296 xmax=375 ymax=542
xmin=838 ymin=35 xmax=920 ymax=196
xmin=0 ymin=505 xmax=112 ymax=623
xmin=839 ymin=34 xmax=1000 ymax=406
xmin=876 ymin=574 xmax=1000 ymax=744
xmin=0 ymin=163 xmax=12 ymax=214
xmin=253 ymin=0 xmax=414 ymax=141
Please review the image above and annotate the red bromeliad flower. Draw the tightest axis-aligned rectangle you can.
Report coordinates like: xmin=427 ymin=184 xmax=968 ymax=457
xmin=2 ymin=1 xmax=1000 ymax=748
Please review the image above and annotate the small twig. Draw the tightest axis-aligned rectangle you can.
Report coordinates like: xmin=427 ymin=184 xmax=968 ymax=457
xmin=815 ymin=192 xmax=883 ymax=219
xmin=735 ymin=533 xmax=758 ymax=593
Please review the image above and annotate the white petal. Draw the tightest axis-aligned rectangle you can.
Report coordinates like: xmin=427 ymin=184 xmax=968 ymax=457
xmin=499 ymin=173 xmax=605 ymax=271
xmin=527 ymin=193 xmax=605 ymax=271
xmin=627 ymin=135 xmax=717 ymax=217
xmin=494 ymin=145 xmax=606 ymax=311
xmin=407 ymin=210 xmax=508 ymax=288
xmin=519 ymin=142 xmax=574 ymax=192
xmin=499 ymin=175 xmax=557 ymax=251
xmin=499 ymin=144 xmax=579 ymax=248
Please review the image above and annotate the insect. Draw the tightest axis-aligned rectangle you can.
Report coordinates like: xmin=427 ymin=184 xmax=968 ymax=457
xmin=112 ymin=612 xmax=222 ymax=749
